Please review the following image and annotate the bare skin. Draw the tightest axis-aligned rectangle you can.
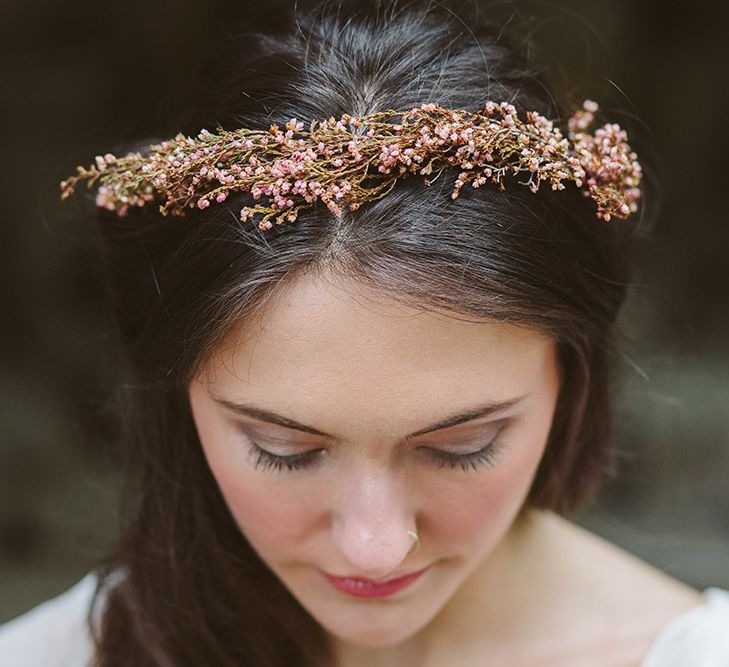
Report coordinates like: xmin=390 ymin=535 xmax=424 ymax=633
xmin=187 ymin=268 xmax=703 ymax=667
xmin=418 ymin=509 xmax=703 ymax=667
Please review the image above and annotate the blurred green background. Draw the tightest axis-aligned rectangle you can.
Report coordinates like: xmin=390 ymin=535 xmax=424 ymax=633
xmin=1 ymin=0 xmax=728 ymax=623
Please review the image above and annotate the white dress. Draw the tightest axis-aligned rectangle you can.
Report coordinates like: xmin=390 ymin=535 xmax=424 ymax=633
xmin=1 ymin=572 xmax=728 ymax=666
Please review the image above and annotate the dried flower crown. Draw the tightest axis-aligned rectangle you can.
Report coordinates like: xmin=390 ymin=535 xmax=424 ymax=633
xmin=59 ymin=99 xmax=642 ymax=231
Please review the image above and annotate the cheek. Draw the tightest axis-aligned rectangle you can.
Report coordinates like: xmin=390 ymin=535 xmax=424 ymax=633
xmin=423 ymin=432 xmax=547 ymax=550
xmin=222 ymin=470 xmax=302 ymax=537
xmin=191 ymin=404 xmax=318 ymax=558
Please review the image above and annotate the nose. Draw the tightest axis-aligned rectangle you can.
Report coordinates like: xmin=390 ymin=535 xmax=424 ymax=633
xmin=331 ymin=462 xmax=418 ymax=580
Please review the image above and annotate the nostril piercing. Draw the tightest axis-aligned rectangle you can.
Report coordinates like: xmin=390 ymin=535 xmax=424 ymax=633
xmin=406 ymin=530 xmax=420 ymax=555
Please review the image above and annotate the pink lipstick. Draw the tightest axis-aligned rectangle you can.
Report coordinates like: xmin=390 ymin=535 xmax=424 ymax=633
xmin=323 ymin=566 xmax=430 ymax=599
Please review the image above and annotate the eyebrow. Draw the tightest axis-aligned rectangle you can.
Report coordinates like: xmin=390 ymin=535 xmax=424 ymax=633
xmin=209 ymin=391 xmax=530 ymax=440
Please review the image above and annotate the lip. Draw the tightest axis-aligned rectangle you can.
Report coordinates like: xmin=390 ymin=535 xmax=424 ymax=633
xmin=322 ymin=565 xmax=431 ymax=599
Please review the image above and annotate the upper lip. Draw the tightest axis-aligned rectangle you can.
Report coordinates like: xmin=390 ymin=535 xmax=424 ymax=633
xmin=324 ymin=565 xmax=429 ymax=584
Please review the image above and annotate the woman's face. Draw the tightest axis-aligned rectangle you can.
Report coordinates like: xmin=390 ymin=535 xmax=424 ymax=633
xmin=188 ymin=270 xmax=561 ymax=649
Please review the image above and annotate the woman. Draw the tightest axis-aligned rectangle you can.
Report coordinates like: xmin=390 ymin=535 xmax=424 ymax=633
xmin=1 ymin=1 xmax=727 ymax=665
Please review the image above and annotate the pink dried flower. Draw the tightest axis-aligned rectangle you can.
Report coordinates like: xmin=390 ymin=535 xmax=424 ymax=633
xmin=59 ymin=99 xmax=642 ymax=230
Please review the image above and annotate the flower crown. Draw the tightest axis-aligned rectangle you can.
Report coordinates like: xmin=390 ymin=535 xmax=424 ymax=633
xmin=59 ymin=99 xmax=642 ymax=231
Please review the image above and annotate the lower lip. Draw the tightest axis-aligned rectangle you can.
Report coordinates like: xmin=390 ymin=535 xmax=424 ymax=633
xmin=323 ymin=566 xmax=430 ymax=599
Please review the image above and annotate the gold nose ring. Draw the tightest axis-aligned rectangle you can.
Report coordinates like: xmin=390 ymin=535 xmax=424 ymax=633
xmin=406 ymin=530 xmax=420 ymax=555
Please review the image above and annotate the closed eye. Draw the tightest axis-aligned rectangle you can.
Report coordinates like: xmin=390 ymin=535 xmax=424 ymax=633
xmin=244 ymin=425 xmax=508 ymax=474
xmin=423 ymin=436 xmax=507 ymax=471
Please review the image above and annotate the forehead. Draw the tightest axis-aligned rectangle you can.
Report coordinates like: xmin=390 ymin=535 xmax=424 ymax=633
xmin=199 ymin=271 xmax=557 ymax=429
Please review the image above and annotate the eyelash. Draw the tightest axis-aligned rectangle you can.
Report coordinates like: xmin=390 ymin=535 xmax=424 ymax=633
xmin=246 ymin=431 xmax=507 ymax=474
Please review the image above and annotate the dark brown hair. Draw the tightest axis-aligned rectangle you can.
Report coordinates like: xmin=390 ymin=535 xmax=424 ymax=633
xmin=81 ymin=1 xmax=654 ymax=664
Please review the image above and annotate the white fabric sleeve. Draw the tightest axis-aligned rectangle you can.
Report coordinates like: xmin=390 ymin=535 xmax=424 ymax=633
xmin=0 ymin=573 xmax=98 ymax=667
xmin=641 ymin=587 xmax=729 ymax=667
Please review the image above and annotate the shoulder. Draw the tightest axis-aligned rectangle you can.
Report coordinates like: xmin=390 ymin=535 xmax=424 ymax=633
xmin=525 ymin=510 xmax=705 ymax=614
xmin=519 ymin=511 xmax=711 ymax=665
xmin=0 ymin=570 xmax=121 ymax=667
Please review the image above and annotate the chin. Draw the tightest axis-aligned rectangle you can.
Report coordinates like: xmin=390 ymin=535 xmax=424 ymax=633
xmin=321 ymin=609 xmax=431 ymax=649
xmin=311 ymin=581 xmax=455 ymax=651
